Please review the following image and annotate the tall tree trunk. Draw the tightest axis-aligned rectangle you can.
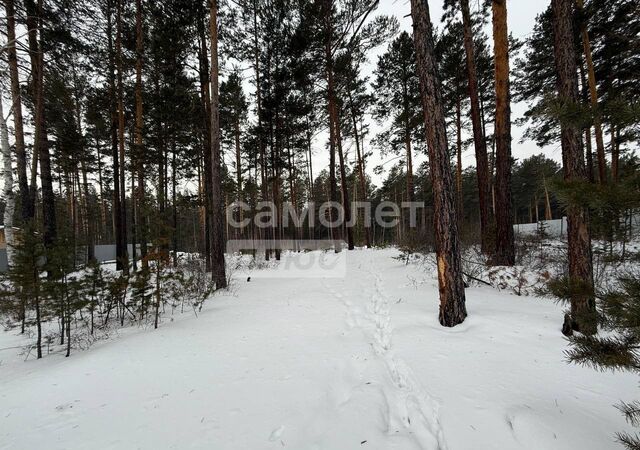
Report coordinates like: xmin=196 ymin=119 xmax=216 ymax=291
xmin=323 ymin=0 xmax=343 ymax=252
xmin=611 ymin=125 xmax=620 ymax=184
xmin=543 ymin=176 xmax=553 ymax=221
xmin=197 ymin=12 xmax=213 ymax=271
xmin=5 ymin=0 xmax=31 ymax=222
xmin=25 ymin=0 xmax=56 ymax=249
xmin=348 ymin=93 xmax=371 ymax=248
xmin=107 ymin=0 xmax=124 ymax=271
xmin=0 ymin=93 xmax=16 ymax=267
xmin=131 ymin=167 xmax=137 ymax=270
xmin=235 ymin=118 xmax=242 ymax=239
xmin=96 ymin=138 xmax=107 ymax=243
xmin=75 ymin=111 xmax=95 ymax=263
xmin=34 ymin=277 xmax=42 ymax=359
xmin=209 ymin=0 xmax=227 ymax=289
xmin=552 ymin=0 xmax=595 ymax=335
xmin=576 ymin=0 xmax=606 ymax=185
xmin=404 ymin=131 xmax=415 ymax=203
xmin=115 ymin=0 xmax=129 ymax=274
xmin=403 ymin=83 xmax=415 ymax=204
xmin=335 ymin=122 xmax=354 ymax=250
xmin=135 ymin=0 xmax=147 ymax=268
xmin=455 ymin=96 xmax=463 ymax=221
xmin=491 ymin=0 xmax=515 ymax=266
xmin=411 ymin=0 xmax=467 ymax=329
xmin=268 ymin=108 xmax=281 ymax=259
xmin=70 ymin=63 xmax=96 ymax=263
xmin=172 ymin=143 xmax=177 ymax=266
xmin=80 ymin=158 xmax=95 ymax=263
xmin=25 ymin=0 xmax=40 ymax=217
xmin=579 ymin=63 xmax=595 ymax=182
xmin=306 ymin=123 xmax=315 ymax=241
xmin=286 ymin=136 xmax=299 ymax=248
xmin=307 ymin=126 xmax=314 ymax=198
xmin=460 ymin=0 xmax=491 ymax=254
xmin=252 ymin=0 xmax=272 ymax=259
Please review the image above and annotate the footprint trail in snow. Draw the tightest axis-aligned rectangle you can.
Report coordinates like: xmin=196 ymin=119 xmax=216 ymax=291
xmin=324 ymin=252 xmax=448 ymax=450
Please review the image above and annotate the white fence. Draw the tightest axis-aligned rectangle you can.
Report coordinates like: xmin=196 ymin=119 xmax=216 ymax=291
xmin=514 ymin=218 xmax=568 ymax=237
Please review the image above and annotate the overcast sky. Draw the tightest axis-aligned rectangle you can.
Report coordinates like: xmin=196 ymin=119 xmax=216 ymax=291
xmin=309 ymin=0 xmax=557 ymax=187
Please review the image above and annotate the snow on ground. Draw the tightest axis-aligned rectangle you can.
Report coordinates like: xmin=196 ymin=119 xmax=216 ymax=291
xmin=0 ymin=248 xmax=637 ymax=450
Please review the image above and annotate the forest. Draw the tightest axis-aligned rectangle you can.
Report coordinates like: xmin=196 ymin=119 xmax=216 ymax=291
xmin=0 ymin=0 xmax=639 ymax=449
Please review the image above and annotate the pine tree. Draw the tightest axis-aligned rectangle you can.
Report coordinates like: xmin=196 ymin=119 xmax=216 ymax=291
xmin=5 ymin=0 xmax=31 ymax=222
xmin=576 ymin=0 xmax=607 ymax=184
xmin=25 ymin=0 xmax=57 ymax=251
xmin=114 ymin=0 xmax=129 ymax=274
xmin=511 ymin=155 xmax=561 ymax=224
xmin=372 ymin=31 xmax=422 ymax=205
xmin=210 ymin=0 xmax=228 ymax=288
xmin=411 ymin=0 xmax=467 ymax=327
xmin=444 ymin=0 xmax=492 ymax=254
xmin=134 ymin=0 xmax=148 ymax=268
xmin=491 ymin=0 xmax=515 ymax=266
xmin=551 ymin=0 xmax=596 ymax=335
xmin=6 ymin=223 xmax=47 ymax=359
xmin=565 ymin=273 xmax=640 ymax=450
xmin=220 ymin=70 xmax=249 ymax=239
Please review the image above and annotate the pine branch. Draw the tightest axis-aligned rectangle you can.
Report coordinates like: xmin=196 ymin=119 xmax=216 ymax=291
xmin=566 ymin=334 xmax=640 ymax=372
xmin=616 ymin=432 xmax=640 ymax=450
xmin=617 ymin=401 xmax=640 ymax=427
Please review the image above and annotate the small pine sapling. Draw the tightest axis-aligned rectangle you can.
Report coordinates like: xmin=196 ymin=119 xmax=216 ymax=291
xmin=565 ymin=274 xmax=640 ymax=449
xmin=4 ymin=223 xmax=47 ymax=358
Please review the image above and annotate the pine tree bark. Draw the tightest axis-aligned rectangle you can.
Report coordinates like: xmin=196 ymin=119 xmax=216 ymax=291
xmin=135 ymin=0 xmax=147 ymax=267
xmin=172 ymin=143 xmax=178 ymax=266
xmin=5 ymin=0 xmax=31 ymax=222
xmin=235 ymin=118 xmax=242 ymax=239
xmin=323 ymin=0 xmax=346 ymax=252
xmin=336 ymin=124 xmax=355 ymax=250
xmin=71 ymin=64 xmax=96 ymax=264
xmin=579 ymin=63 xmax=595 ymax=182
xmin=197 ymin=11 xmax=213 ymax=271
xmin=411 ymin=0 xmax=467 ymax=328
xmin=404 ymin=132 xmax=415 ymax=204
xmin=115 ymin=0 xmax=129 ymax=274
xmin=209 ymin=0 xmax=227 ymax=289
xmin=403 ymin=81 xmax=415 ymax=204
xmin=106 ymin=0 xmax=124 ymax=271
xmin=348 ymin=93 xmax=371 ymax=248
xmin=25 ymin=0 xmax=56 ymax=249
xmin=455 ymin=96 xmax=463 ymax=221
xmin=460 ymin=0 xmax=491 ymax=254
xmin=543 ymin=176 xmax=553 ymax=221
xmin=611 ymin=125 xmax=620 ymax=184
xmin=25 ymin=0 xmax=39 ymax=215
xmin=491 ymin=0 xmax=515 ymax=266
xmin=551 ymin=0 xmax=596 ymax=335
xmin=576 ymin=0 xmax=606 ymax=185
xmin=251 ymin=0 xmax=272 ymax=259
xmin=34 ymin=276 xmax=42 ymax=358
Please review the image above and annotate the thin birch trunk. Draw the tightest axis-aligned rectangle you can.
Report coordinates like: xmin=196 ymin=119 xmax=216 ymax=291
xmin=0 ymin=96 xmax=16 ymax=266
xmin=5 ymin=0 xmax=31 ymax=221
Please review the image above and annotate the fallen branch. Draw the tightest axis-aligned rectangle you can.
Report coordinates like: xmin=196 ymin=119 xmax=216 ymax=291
xmin=463 ymin=272 xmax=492 ymax=286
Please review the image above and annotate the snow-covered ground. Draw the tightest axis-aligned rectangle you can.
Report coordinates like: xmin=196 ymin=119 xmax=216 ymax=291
xmin=0 ymin=248 xmax=636 ymax=450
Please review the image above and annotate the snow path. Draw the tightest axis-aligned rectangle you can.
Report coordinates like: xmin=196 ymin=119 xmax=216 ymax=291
xmin=1 ymin=248 xmax=638 ymax=450
xmin=323 ymin=253 xmax=447 ymax=449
